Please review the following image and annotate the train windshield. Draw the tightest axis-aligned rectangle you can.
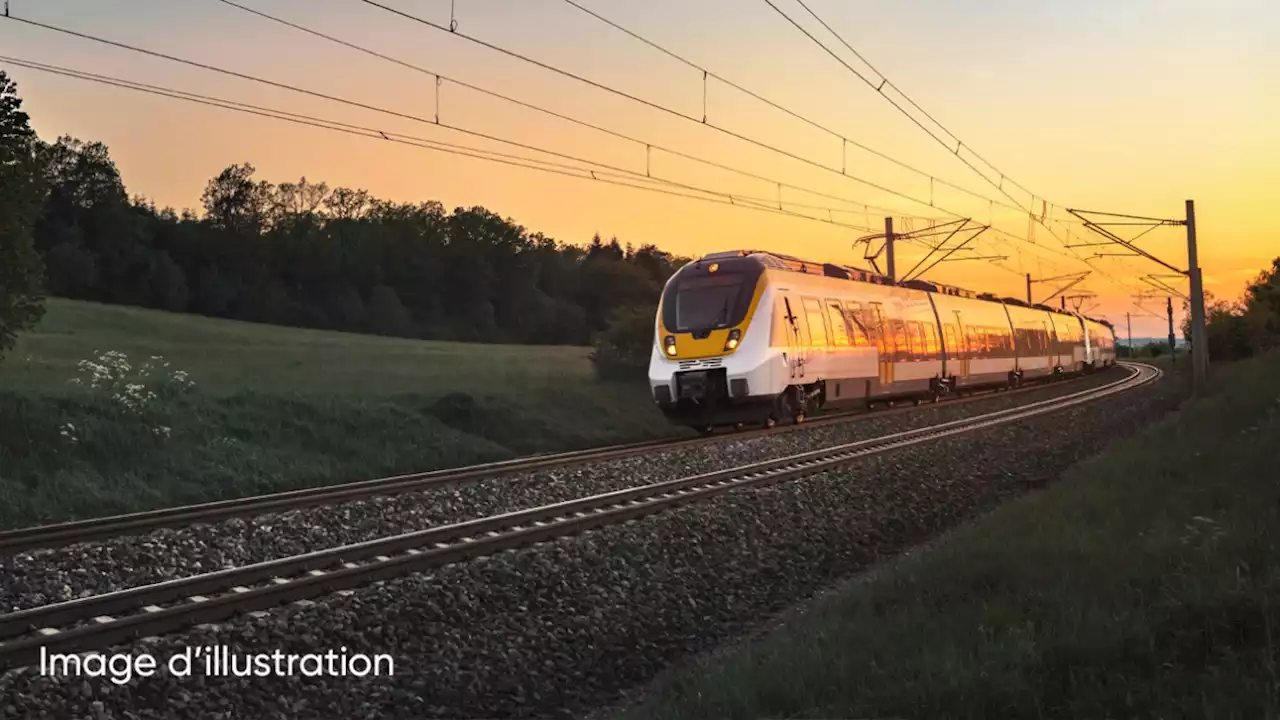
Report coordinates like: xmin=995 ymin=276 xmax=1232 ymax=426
xmin=662 ymin=266 xmax=759 ymax=332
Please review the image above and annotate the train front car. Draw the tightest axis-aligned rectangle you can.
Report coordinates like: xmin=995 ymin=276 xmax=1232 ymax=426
xmin=648 ymin=253 xmax=778 ymax=432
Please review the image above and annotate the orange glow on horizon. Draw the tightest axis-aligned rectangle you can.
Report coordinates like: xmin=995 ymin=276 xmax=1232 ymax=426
xmin=1 ymin=0 xmax=1275 ymax=339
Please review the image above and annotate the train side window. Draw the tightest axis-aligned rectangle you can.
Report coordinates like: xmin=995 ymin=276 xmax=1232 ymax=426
xmin=801 ymin=297 xmax=830 ymax=346
xmin=894 ymin=319 xmax=911 ymax=355
xmin=943 ymin=324 xmax=958 ymax=357
xmin=825 ymin=300 xmax=850 ymax=346
xmin=843 ymin=301 xmax=867 ymax=346
xmin=866 ymin=309 xmax=883 ymax=344
xmin=925 ymin=323 xmax=939 ymax=358
xmin=860 ymin=301 xmax=880 ymax=345
xmin=772 ymin=297 xmax=790 ymax=346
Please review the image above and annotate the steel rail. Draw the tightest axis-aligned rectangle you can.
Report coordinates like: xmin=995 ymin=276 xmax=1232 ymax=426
xmin=0 ymin=370 xmax=1107 ymax=554
xmin=0 ymin=363 xmax=1157 ymax=670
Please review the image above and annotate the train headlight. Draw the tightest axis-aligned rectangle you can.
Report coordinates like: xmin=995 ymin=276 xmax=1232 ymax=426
xmin=664 ymin=335 xmax=677 ymax=356
xmin=724 ymin=328 xmax=741 ymax=351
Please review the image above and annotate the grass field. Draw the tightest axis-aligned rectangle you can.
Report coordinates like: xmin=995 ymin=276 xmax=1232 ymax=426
xmin=0 ymin=299 xmax=679 ymax=529
xmin=620 ymin=351 xmax=1280 ymax=719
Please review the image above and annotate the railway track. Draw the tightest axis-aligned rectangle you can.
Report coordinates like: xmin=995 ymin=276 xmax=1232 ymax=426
xmin=0 ymin=362 xmax=1158 ymax=671
xmin=0 ymin=369 xmax=1115 ymax=554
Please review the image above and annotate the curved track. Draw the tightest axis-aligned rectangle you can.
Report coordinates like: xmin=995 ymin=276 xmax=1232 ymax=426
xmin=0 ymin=369 xmax=1112 ymax=554
xmin=0 ymin=362 xmax=1158 ymax=670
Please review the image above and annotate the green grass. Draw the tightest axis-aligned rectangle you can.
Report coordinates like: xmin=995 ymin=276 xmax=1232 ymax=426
xmin=0 ymin=299 xmax=680 ymax=529
xmin=620 ymin=352 xmax=1280 ymax=720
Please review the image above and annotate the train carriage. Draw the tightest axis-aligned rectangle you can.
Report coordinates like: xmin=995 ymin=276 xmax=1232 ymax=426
xmin=649 ymin=250 xmax=1116 ymax=432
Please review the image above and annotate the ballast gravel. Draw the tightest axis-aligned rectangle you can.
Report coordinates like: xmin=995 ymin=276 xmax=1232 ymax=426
xmin=0 ymin=370 xmax=1129 ymax=614
xmin=0 ymin=367 xmax=1182 ymax=719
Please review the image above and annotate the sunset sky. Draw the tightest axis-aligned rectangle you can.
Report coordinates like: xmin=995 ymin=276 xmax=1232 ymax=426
xmin=2 ymin=0 xmax=1276 ymax=338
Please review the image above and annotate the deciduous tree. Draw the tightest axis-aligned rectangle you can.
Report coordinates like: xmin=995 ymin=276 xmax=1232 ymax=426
xmin=0 ymin=71 xmax=47 ymax=358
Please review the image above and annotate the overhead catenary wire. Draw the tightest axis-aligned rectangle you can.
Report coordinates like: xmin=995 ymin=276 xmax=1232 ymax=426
xmin=0 ymin=56 xmax=885 ymax=233
xmin=1 ymin=8 xmax=1119 ymax=293
xmin=0 ymin=12 xmax=943 ymax=226
xmin=345 ymin=0 xmax=1126 ymax=284
xmin=555 ymin=0 xmax=1103 ymax=283
xmin=347 ymin=0 xmax=1041 ymax=232
xmin=552 ymin=0 xmax=1033 ymax=219
xmin=762 ymin=0 xmax=1146 ymax=298
xmin=770 ymin=0 xmax=1147 ymax=299
xmin=210 ymin=0 xmax=937 ymax=222
xmin=772 ymin=0 xmax=1039 ymax=202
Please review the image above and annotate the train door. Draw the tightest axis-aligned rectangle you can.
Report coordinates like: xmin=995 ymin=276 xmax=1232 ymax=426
xmin=952 ymin=310 xmax=970 ymax=378
xmin=871 ymin=302 xmax=892 ymax=386
xmin=782 ymin=295 xmax=807 ymax=380
xmin=1045 ymin=319 xmax=1059 ymax=369
xmin=801 ymin=297 xmax=832 ymax=378
xmin=942 ymin=323 xmax=959 ymax=379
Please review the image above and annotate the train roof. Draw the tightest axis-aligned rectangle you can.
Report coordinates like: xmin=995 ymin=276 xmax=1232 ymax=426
xmin=696 ymin=249 xmax=1086 ymax=318
xmin=696 ymin=249 xmax=895 ymax=287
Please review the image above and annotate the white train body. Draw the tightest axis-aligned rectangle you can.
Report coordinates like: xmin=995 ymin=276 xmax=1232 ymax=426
xmin=648 ymin=250 xmax=1117 ymax=429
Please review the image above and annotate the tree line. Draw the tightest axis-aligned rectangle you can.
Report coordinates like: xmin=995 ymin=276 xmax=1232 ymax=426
xmin=3 ymin=69 xmax=1278 ymax=373
xmin=0 ymin=70 xmax=689 ymax=364
xmin=1183 ymin=260 xmax=1280 ymax=362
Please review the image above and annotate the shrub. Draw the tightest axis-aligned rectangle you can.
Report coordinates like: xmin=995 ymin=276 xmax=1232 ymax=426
xmin=589 ymin=305 xmax=656 ymax=382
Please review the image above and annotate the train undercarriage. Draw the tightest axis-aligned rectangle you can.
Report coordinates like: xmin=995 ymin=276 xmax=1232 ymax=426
xmin=659 ymin=361 xmax=1106 ymax=435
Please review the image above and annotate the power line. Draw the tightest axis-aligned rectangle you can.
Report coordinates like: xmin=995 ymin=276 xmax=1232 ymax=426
xmin=211 ymin=0 xmax=932 ymax=222
xmin=765 ymin=0 xmax=1038 ymax=214
xmin=762 ymin=0 xmax=1147 ymax=299
xmin=1 ymin=7 xmax=1126 ymax=299
xmin=348 ymin=0 xmax=1129 ymax=287
xmin=0 ymin=55 xmax=882 ymax=233
xmin=553 ymin=0 xmax=1032 ymax=219
xmin=0 ymin=12 xmax=934 ymax=224
xmin=349 ymin=0 xmax=1033 ymax=230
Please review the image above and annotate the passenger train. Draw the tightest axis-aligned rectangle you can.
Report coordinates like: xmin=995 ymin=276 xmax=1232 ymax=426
xmin=648 ymin=250 xmax=1117 ymax=432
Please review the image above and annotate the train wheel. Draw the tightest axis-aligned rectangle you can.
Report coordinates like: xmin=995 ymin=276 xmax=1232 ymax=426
xmin=913 ymin=397 xmax=922 ymax=406
xmin=697 ymin=425 xmax=714 ymax=436
xmin=763 ymin=416 xmax=777 ymax=430
xmin=733 ymin=422 xmax=745 ymax=432
xmin=793 ymin=412 xmax=806 ymax=425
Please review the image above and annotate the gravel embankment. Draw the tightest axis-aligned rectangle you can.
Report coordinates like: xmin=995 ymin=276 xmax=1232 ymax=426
xmin=0 ymin=369 xmax=1130 ymax=613
xmin=0 ymin=367 xmax=1181 ymax=719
